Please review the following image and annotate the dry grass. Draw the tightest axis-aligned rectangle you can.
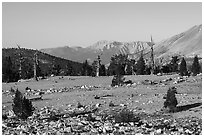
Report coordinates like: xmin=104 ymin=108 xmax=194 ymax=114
xmin=2 ymin=74 xmax=202 ymax=119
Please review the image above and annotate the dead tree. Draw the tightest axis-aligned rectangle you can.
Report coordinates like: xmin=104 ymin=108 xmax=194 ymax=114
xmin=147 ymin=36 xmax=155 ymax=75
xmin=17 ymin=45 xmax=23 ymax=79
xmin=96 ymin=54 xmax=101 ymax=77
xmin=33 ymin=52 xmax=38 ymax=81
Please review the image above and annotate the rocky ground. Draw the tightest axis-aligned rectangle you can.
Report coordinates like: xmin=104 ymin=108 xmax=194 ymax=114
xmin=2 ymin=74 xmax=202 ymax=135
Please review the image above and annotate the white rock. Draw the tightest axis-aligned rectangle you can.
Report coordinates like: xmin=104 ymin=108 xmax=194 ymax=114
xmin=119 ymin=104 xmax=126 ymax=107
xmin=96 ymin=103 xmax=101 ymax=108
xmin=103 ymin=123 xmax=113 ymax=132
xmin=163 ymin=119 xmax=169 ymax=123
xmin=129 ymin=122 xmax=134 ymax=126
xmin=156 ymin=129 xmax=162 ymax=134
xmin=178 ymin=127 xmax=183 ymax=132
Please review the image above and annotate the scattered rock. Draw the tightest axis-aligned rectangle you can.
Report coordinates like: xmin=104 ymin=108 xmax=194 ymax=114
xmin=94 ymin=95 xmax=100 ymax=99
xmin=109 ymin=101 xmax=115 ymax=107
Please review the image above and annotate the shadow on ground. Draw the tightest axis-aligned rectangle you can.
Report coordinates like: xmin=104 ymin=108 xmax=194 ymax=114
xmin=176 ymin=102 xmax=202 ymax=112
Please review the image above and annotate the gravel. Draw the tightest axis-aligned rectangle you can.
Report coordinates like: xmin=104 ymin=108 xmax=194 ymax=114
xmin=2 ymin=105 xmax=202 ymax=135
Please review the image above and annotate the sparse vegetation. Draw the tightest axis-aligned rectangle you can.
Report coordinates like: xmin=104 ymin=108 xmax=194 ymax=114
xmin=2 ymin=74 xmax=202 ymax=135
xmin=113 ymin=108 xmax=140 ymax=123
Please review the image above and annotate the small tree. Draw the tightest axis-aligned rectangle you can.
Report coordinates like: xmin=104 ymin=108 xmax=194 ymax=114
xmin=169 ymin=56 xmax=179 ymax=72
xmin=3 ymin=56 xmax=14 ymax=82
xmin=179 ymin=57 xmax=188 ymax=76
xmin=99 ymin=64 xmax=106 ymax=76
xmin=191 ymin=55 xmax=200 ymax=76
xmin=81 ymin=60 xmax=92 ymax=76
xmin=111 ymin=74 xmax=125 ymax=87
xmin=126 ymin=64 xmax=132 ymax=75
xmin=163 ymin=87 xmax=178 ymax=112
xmin=12 ymin=89 xmax=35 ymax=119
xmin=136 ymin=54 xmax=145 ymax=75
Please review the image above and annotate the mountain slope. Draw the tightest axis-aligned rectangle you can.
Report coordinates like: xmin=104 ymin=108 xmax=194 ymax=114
xmin=40 ymin=24 xmax=202 ymax=65
xmin=2 ymin=48 xmax=83 ymax=81
xmin=154 ymin=24 xmax=202 ymax=58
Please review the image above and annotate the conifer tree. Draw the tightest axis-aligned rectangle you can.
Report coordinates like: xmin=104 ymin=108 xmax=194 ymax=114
xmin=12 ymin=89 xmax=35 ymax=119
xmin=179 ymin=57 xmax=187 ymax=76
xmin=82 ymin=60 xmax=92 ymax=76
xmin=169 ymin=56 xmax=179 ymax=72
xmin=99 ymin=64 xmax=106 ymax=76
xmin=191 ymin=55 xmax=200 ymax=76
xmin=3 ymin=56 xmax=14 ymax=82
xmin=163 ymin=87 xmax=178 ymax=112
xmin=136 ymin=54 xmax=145 ymax=75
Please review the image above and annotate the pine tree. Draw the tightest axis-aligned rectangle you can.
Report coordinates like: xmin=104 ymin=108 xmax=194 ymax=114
xmin=65 ymin=63 xmax=73 ymax=76
xmin=169 ymin=56 xmax=179 ymax=72
xmin=52 ymin=64 xmax=61 ymax=76
xmin=191 ymin=55 xmax=200 ymax=76
xmin=99 ymin=64 xmax=106 ymax=76
xmin=163 ymin=87 xmax=178 ymax=112
xmin=12 ymin=89 xmax=35 ymax=119
xmin=3 ymin=56 xmax=14 ymax=82
xmin=179 ymin=57 xmax=187 ymax=76
xmin=136 ymin=54 xmax=145 ymax=75
xmin=81 ymin=60 xmax=92 ymax=76
xmin=91 ymin=60 xmax=98 ymax=76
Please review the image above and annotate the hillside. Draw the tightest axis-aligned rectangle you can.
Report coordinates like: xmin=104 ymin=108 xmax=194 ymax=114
xmin=2 ymin=48 xmax=83 ymax=82
xmin=154 ymin=24 xmax=202 ymax=59
xmin=40 ymin=24 xmax=202 ymax=65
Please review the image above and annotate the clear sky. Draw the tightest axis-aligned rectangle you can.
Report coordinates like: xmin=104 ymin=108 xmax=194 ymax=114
xmin=2 ymin=2 xmax=202 ymax=49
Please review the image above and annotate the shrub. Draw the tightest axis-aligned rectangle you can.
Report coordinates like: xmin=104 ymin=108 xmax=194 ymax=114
xmin=163 ymin=87 xmax=178 ymax=112
xmin=77 ymin=101 xmax=84 ymax=108
xmin=109 ymin=101 xmax=115 ymax=107
xmin=10 ymin=87 xmax=15 ymax=94
xmin=111 ymin=75 xmax=125 ymax=87
xmin=113 ymin=108 xmax=140 ymax=123
xmin=86 ymin=113 xmax=96 ymax=122
xmin=12 ymin=89 xmax=35 ymax=119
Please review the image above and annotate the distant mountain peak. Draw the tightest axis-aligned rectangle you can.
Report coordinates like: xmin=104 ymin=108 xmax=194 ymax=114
xmin=88 ymin=40 xmax=114 ymax=50
xmin=40 ymin=24 xmax=202 ymax=64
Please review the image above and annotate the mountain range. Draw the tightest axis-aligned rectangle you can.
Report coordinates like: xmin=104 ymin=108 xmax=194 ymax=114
xmin=40 ymin=24 xmax=202 ymax=65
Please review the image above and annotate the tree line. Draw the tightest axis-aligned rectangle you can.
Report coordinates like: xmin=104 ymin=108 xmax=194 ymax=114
xmin=2 ymin=48 xmax=202 ymax=83
xmin=106 ymin=54 xmax=201 ymax=76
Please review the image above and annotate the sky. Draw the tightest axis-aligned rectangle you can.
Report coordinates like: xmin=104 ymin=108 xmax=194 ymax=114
xmin=2 ymin=2 xmax=202 ymax=49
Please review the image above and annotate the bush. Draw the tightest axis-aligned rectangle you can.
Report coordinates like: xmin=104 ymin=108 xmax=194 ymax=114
xmin=163 ymin=87 xmax=178 ymax=112
xmin=113 ymin=108 xmax=140 ymax=123
xmin=12 ymin=89 xmax=35 ymax=119
xmin=111 ymin=75 xmax=125 ymax=87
